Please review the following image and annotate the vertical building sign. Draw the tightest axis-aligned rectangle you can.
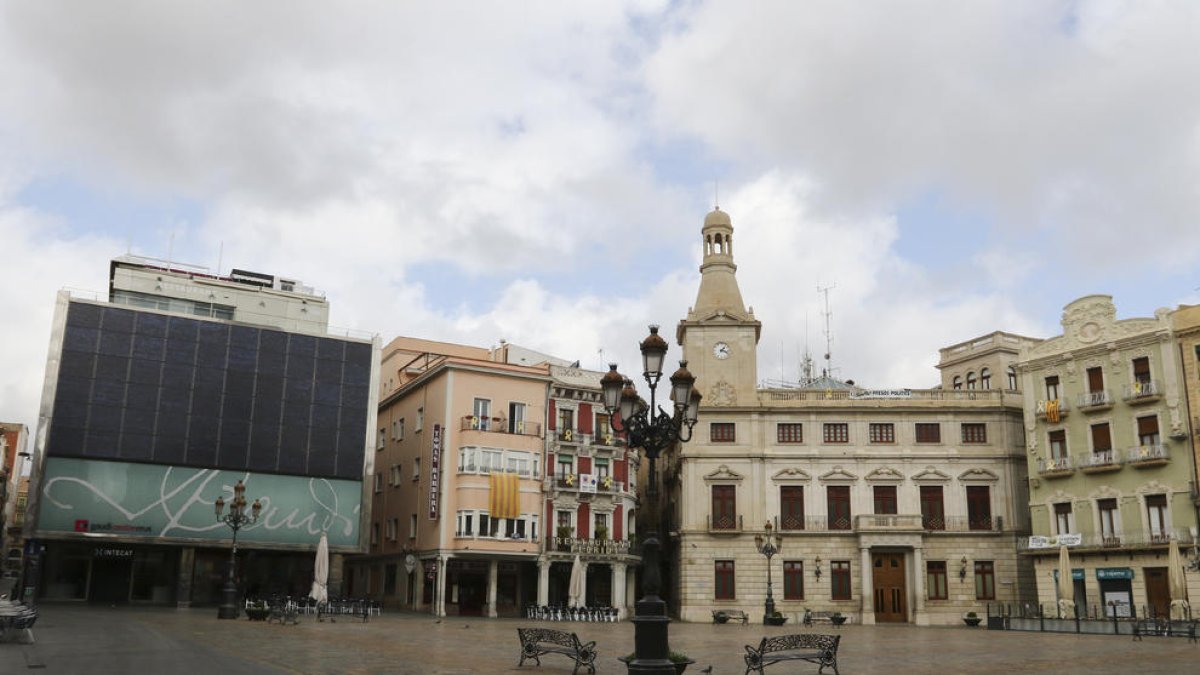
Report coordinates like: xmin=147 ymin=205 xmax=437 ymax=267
xmin=429 ymin=424 xmax=442 ymax=519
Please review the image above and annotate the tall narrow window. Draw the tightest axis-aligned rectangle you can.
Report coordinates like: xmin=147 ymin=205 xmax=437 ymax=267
xmin=1091 ymin=423 xmax=1112 ymax=455
xmin=831 ymin=561 xmax=852 ymax=600
xmin=873 ymin=485 xmax=897 ymax=515
xmin=783 ymin=561 xmax=804 ymax=600
xmin=1137 ymin=415 xmax=1160 ymax=446
xmin=711 ymin=485 xmax=737 ymax=530
xmin=980 ymin=368 xmax=991 ymax=389
xmin=974 ymin=561 xmax=995 ymax=600
xmin=1132 ymin=357 xmax=1151 ymax=386
xmin=915 ymin=423 xmax=941 ymax=443
xmin=714 ymin=561 xmax=735 ymax=599
xmin=780 ymin=485 xmax=805 ymax=530
xmin=1098 ymin=498 xmax=1119 ymax=545
xmin=594 ymin=412 xmax=611 ymax=443
xmin=473 ymin=398 xmax=491 ymax=430
xmin=1048 ymin=430 xmax=1068 ymax=459
xmin=559 ymin=408 xmax=574 ymax=439
xmin=1007 ymin=366 xmax=1018 ymax=390
xmin=927 ymin=561 xmax=948 ymax=600
xmin=966 ymin=486 xmax=992 ymax=530
xmin=953 ymin=376 xmax=962 ymax=390
xmin=823 ymin=423 xmax=849 ymax=443
xmin=966 ymin=372 xmax=977 ymax=389
xmin=827 ymin=485 xmax=851 ymax=531
xmin=1086 ymin=367 xmax=1104 ymax=393
xmin=1146 ymin=494 xmax=1168 ymax=541
xmin=1054 ymin=502 xmax=1074 ymax=535
xmin=920 ymin=485 xmax=945 ymax=530
xmin=509 ymin=402 xmax=527 ymax=434
xmin=1045 ymin=375 xmax=1061 ymax=400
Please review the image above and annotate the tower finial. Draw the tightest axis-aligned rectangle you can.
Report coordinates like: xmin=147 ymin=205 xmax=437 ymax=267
xmin=714 ymin=178 xmax=720 ymax=210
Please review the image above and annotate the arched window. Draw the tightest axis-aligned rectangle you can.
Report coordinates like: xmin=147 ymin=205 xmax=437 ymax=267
xmin=953 ymin=376 xmax=962 ymax=390
xmin=966 ymin=372 xmax=977 ymax=390
xmin=980 ymin=368 xmax=991 ymax=389
xmin=1007 ymin=366 xmax=1017 ymax=391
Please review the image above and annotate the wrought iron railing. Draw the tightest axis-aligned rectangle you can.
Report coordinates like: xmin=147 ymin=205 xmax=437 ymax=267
xmin=1076 ymin=390 xmax=1114 ymax=408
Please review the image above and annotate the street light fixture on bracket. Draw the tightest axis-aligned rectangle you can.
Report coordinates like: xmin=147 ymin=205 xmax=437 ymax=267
xmin=601 ymin=325 xmax=700 ymax=675
xmin=213 ymin=479 xmax=262 ymax=620
xmin=755 ymin=521 xmax=783 ymax=623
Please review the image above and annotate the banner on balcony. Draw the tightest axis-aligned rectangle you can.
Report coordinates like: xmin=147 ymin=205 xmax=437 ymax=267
xmin=489 ymin=471 xmax=520 ymax=519
xmin=578 ymin=473 xmax=597 ymax=494
xmin=1028 ymin=533 xmax=1081 ymax=549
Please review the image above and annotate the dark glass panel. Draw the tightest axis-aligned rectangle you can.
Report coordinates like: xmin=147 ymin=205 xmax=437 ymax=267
xmin=317 ymin=338 xmax=345 ymax=361
xmin=342 ymin=385 xmax=368 ymax=410
xmin=98 ymin=330 xmax=132 ymax=357
xmin=47 ymin=427 xmax=85 ymax=455
xmin=160 ymin=362 xmax=195 ymax=388
xmin=66 ymin=302 xmax=104 ymax=328
xmin=101 ymin=307 xmax=136 ymax=333
xmin=59 ymin=351 xmax=96 ymax=379
xmin=166 ymin=316 xmax=199 ymax=342
xmin=122 ymin=407 xmax=156 ymax=436
xmin=52 ymin=400 xmax=90 ymax=428
xmin=313 ymin=382 xmax=342 ymax=406
xmin=135 ymin=311 xmax=168 ymax=337
xmin=128 ymin=359 xmax=163 ymax=385
xmin=132 ymin=334 xmax=165 ymax=361
xmin=94 ymin=355 xmax=131 ymax=381
xmin=121 ymin=433 xmax=155 ymax=461
xmin=288 ymin=334 xmax=317 ymax=358
xmin=63 ymin=326 xmax=100 ymax=353
xmin=55 ymin=375 xmax=95 ymax=402
xmin=84 ymin=430 xmax=120 ymax=457
xmin=315 ymin=358 xmax=342 ymax=383
xmin=91 ymin=379 xmax=126 ymax=407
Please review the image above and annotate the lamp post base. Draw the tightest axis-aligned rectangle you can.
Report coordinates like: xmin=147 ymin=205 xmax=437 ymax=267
xmin=626 ymin=596 xmax=675 ymax=675
xmin=217 ymin=558 xmax=239 ymax=620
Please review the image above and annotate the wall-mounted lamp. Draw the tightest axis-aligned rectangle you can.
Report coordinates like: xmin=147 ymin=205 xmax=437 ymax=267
xmin=814 ymin=555 xmax=822 ymax=579
xmin=959 ymin=556 xmax=969 ymax=581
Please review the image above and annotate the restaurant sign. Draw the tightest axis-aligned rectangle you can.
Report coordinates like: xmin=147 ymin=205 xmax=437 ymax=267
xmin=429 ymin=424 xmax=442 ymax=520
xmin=1027 ymin=533 xmax=1081 ymax=549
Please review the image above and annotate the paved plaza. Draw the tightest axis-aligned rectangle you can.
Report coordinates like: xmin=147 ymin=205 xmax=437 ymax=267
xmin=1 ymin=604 xmax=1197 ymax=674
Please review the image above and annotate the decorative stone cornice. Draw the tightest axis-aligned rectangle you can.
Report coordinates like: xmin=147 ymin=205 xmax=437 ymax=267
xmin=957 ymin=468 xmax=999 ymax=482
xmin=771 ymin=467 xmax=812 ymax=482
xmin=818 ymin=466 xmax=858 ymax=483
xmin=912 ymin=466 xmax=951 ymax=483
xmin=864 ymin=467 xmax=905 ymax=483
xmin=703 ymin=464 xmax=745 ymax=482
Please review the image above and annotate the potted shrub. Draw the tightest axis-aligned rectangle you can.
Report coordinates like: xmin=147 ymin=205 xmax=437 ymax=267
xmin=830 ymin=612 xmax=847 ymax=626
xmin=620 ymin=651 xmax=696 ymax=674
xmin=765 ymin=611 xmax=788 ymax=626
xmin=714 ymin=610 xmax=730 ymax=624
xmin=963 ymin=611 xmax=982 ymax=627
xmin=245 ymin=600 xmax=270 ymax=621
xmin=595 ymin=525 xmax=609 ymax=540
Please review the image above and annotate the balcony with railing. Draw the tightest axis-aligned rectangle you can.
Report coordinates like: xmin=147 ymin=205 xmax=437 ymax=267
xmin=1078 ymin=450 xmax=1122 ymax=474
xmin=1076 ymin=390 xmax=1114 ymax=412
xmin=1127 ymin=443 xmax=1170 ymax=468
xmin=460 ymin=415 xmax=542 ymax=438
xmin=1037 ymin=456 xmax=1074 ymax=478
xmin=1123 ymin=380 xmax=1162 ymax=404
xmin=1035 ymin=398 xmax=1069 ymax=421
xmin=707 ymin=514 xmax=743 ymax=533
xmin=855 ymin=514 xmax=924 ymax=532
xmin=554 ymin=428 xmax=582 ymax=446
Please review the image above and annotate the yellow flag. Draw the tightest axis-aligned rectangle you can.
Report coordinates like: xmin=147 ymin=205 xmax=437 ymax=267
xmin=489 ymin=472 xmax=520 ymax=520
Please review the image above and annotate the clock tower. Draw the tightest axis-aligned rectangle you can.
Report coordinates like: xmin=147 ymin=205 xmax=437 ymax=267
xmin=676 ymin=207 xmax=761 ymax=407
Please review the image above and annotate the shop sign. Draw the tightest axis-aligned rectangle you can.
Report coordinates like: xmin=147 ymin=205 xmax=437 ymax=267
xmin=94 ymin=547 xmax=135 ymax=558
xmin=1096 ymin=567 xmax=1134 ymax=580
xmin=1052 ymin=568 xmax=1085 ymax=581
xmin=849 ymin=389 xmax=912 ymax=399
xmin=37 ymin=457 xmax=361 ymax=548
xmin=429 ymin=424 xmax=442 ymax=520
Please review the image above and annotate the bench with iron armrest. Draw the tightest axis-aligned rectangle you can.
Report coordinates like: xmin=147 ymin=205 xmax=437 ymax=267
xmin=1133 ymin=618 xmax=1198 ymax=642
xmin=714 ymin=609 xmax=750 ymax=625
xmin=0 ymin=608 xmax=37 ymax=644
xmin=516 ymin=627 xmax=597 ymax=675
xmin=802 ymin=610 xmax=848 ymax=627
xmin=744 ymin=633 xmax=840 ymax=675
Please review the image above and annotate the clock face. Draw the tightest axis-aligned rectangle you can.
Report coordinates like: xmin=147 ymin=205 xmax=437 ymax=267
xmin=713 ymin=341 xmax=731 ymax=359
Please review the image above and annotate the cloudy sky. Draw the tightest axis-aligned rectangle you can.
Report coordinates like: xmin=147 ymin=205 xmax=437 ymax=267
xmin=2 ymin=1 xmax=1199 ymax=437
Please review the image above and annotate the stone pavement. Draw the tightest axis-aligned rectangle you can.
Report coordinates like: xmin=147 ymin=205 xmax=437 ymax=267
xmin=2 ymin=604 xmax=1197 ymax=674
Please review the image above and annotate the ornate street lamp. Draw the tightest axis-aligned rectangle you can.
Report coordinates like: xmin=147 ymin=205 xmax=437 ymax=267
xmin=214 ymin=479 xmax=262 ymax=620
xmin=754 ymin=521 xmax=783 ymax=622
xmin=601 ymin=325 xmax=701 ymax=675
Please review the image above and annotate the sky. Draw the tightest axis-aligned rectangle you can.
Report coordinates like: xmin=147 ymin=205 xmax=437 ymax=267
xmin=2 ymin=1 xmax=1200 ymax=439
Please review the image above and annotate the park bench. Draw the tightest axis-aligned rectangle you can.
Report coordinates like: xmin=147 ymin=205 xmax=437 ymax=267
xmin=802 ymin=609 xmax=848 ymax=627
xmin=516 ymin=627 xmax=597 ymax=675
xmin=714 ymin=609 xmax=749 ymax=625
xmin=0 ymin=607 xmax=37 ymax=644
xmin=1133 ymin=618 xmax=1197 ymax=642
xmin=744 ymin=633 xmax=840 ymax=675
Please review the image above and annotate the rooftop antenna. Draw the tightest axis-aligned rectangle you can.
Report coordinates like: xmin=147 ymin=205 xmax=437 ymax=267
xmin=802 ymin=312 xmax=815 ymax=383
xmin=818 ymin=283 xmax=837 ymax=380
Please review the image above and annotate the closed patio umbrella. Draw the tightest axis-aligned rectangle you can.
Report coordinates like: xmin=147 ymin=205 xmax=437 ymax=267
xmin=310 ymin=531 xmax=329 ymax=605
xmin=567 ymin=555 xmax=584 ymax=608
xmin=1168 ymin=537 xmax=1190 ymax=620
xmin=1057 ymin=545 xmax=1075 ymax=618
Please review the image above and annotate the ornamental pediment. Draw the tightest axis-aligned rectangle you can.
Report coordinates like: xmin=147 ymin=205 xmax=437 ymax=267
xmin=771 ymin=467 xmax=812 ymax=482
xmin=703 ymin=464 xmax=745 ymax=482
xmin=818 ymin=466 xmax=858 ymax=483
xmin=865 ymin=467 xmax=905 ymax=483
xmin=912 ymin=466 xmax=951 ymax=483
xmin=957 ymin=468 xmax=999 ymax=482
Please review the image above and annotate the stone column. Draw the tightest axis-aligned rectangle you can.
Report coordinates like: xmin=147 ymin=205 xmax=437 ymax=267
xmin=913 ymin=547 xmax=928 ymax=625
xmin=537 ymin=559 xmax=551 ymax=606
xmin=486 ymin=559 xmax=499 ymax=618
xmin=175 ymin=547 xmax=195 ymax=608
xmin=435 ymin=554 xmax=449 ymax=617
xmin=860 ymin=547 xmax=875 ymax=625
xmin=612 ymin=562 xmax=628 ymax=619
xmin=579 ymin=561 xmax=589 ymax=606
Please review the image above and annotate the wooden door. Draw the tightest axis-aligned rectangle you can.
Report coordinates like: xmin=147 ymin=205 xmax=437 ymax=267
xmin=872 ymin=552 xmax=907 ymax=622
xmin=1144 ymin=567 xmax=1170 ymax=618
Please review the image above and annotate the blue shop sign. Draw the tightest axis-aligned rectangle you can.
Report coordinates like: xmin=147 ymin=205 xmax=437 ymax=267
xmin=1053 ymin=568 xmax=1085 ymax=581
xmin=1096 ymin=567 xmax=1134 ymax=580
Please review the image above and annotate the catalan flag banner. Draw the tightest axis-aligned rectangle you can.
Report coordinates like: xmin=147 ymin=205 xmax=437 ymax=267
xmin=1046 ymin=399 xmax=1061 ymax=423
xmin=489 ymin=472 xmax=520 ymax=520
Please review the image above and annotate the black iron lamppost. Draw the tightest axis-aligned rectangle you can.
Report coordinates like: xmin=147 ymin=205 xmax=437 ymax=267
xmin=755 ymin=521 xmax=783 ymax=622
xmin=601 ymin=325 xmax=701 ymax=675
xmin=214 ymin=479 xmax=262 ymax=620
